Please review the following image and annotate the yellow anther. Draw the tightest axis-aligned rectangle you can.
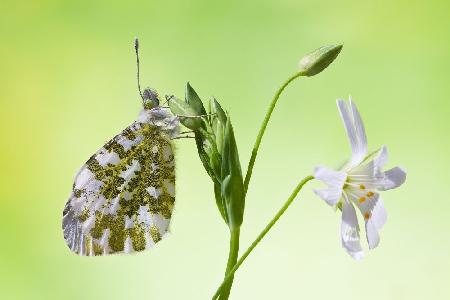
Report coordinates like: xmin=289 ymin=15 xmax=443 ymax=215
xmin=364 ymin=212 xmax=371 ymax=220
xmin=359 ymin=184 xmax=366 ymax=190
xmin=359 ymin=197 xmax=366 ymax=203
xmin=367 ymin=191 xmax=374 ymax=197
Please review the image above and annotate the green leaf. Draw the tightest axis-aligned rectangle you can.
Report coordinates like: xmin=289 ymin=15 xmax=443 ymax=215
xmin=167 ymin=95 xmax=204 ymax=130
xmin=194 ymin=127 xmax=227 ymax=222
xmin=214 ymin=182 xmax=227 ymax=223
xmin=185 ymin=82 xmax=207 ymax=116
xmin=220 ymin=117 xmax=245 ymax=229
xmin=194 ymin=134 xmax=217 ymax=182
xmin=209 ymin=148 xmax=222 ymax=181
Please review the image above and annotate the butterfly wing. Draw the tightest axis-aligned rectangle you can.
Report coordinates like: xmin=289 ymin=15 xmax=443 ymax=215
xmin=63 ymin=121 xmax=176 ymax=255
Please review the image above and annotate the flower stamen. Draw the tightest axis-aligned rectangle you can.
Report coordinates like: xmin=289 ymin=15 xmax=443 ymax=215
xmin=364 ymin=212 xmax=371 ymax=220
xmin=344 ymin=182 xmax=370 ymax=189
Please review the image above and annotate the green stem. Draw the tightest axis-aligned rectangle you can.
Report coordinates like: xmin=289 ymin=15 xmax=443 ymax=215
xmin=243 ymin=71 xmax=305 ymax=195
xmin=212 ymin=175 xmax=314 ymax=300
xmin=216 ymin=71 xmax=305 ymax=299
xmin=218 ymin=228 xmax=240 ymax=300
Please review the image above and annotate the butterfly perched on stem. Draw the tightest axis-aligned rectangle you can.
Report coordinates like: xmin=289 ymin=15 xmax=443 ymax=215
xmin=62 ymin=40 xmax=180 ymax=256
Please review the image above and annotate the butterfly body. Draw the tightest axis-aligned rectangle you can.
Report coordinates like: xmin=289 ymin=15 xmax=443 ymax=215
xmin=63 ymin=105 xmax=179 ymax=256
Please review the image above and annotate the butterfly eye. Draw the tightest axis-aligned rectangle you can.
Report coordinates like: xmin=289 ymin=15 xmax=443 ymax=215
xmin=143 ymin=88 xmax=160 ymax=109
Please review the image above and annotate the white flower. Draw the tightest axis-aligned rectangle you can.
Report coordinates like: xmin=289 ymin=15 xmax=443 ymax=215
xmin=314 ymin=98 xmax=406 ymax=259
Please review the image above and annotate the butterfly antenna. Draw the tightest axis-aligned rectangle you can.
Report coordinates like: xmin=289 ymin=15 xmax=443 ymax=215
xmin=134 ymin=38 xmax=144 ymax=102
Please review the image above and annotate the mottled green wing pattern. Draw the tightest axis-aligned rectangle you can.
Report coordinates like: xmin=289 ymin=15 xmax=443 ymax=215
xmin=62 ymin=112 xmax=176 ymax=256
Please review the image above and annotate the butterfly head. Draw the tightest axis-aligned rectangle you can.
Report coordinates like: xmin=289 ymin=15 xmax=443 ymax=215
xmin=142 ymin=87 xmax=160 ymax=110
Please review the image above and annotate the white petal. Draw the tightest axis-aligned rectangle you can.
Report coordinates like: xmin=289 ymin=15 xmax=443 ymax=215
xmin=365 ymin=219 xmax=380 ymax=249
xmin=313 ymin=187 xmax=342 ymax=206
xmin=349 ymin=191 xmax=387 ymax=230
xmin=349 ymin=192 xmax=386 ymax=249
xmin=380 ymin=166 xmax=406 ymax=190
xmin=337 ymin=99 xmax=367 ymax=167
xmin=348 ymin=160 xmax=375 ymax=177
xmin=314 ymin=166 xmax=347 ymax=187
xmin=371 ymin=196 xmax=387 ymax=230
xmin=373 ymin=146 xmax=388 ymax=173
xmin=341 ymin=199 xmax=363 ymax=260
xmin=337 ymin=100 xmax=359 ymax=158
xmin=350 ymin=98 xmax=368 ymax=154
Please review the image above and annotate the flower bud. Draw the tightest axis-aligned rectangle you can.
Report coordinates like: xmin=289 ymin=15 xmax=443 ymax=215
xmin=210 ymin=98 xmax=227 ymax=125
xmin=167 ymin=95 xmax=204 ymax=130
xmin=220 ymin=117 xmax=245 ymax=229
xmin=210 ymin=98 xmax=227 ymax=155
xmin=185 ymin=82 xmax=207 ymax=116
xmin=298 ymin=44 xmax=343 ymax=76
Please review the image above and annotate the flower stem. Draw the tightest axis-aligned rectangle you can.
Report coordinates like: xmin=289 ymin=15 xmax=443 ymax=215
xmin=218 ymin=228 xmax=240 ymax=300
xmin=243 ymin=71 xmax=305 ymax=194
xmin=217 ymin=70 xmax=305 ymax=299
xmin=212 ymin=175 xmax=314 ymax=300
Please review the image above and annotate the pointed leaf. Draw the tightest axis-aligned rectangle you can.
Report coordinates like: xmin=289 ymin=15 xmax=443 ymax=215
xmin=214 ymin=182 xmax=227 ymax=223
xmin=186 ymin=82 xmax=207 ymax=116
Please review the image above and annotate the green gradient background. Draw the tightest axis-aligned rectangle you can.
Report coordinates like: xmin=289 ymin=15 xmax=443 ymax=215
xmin=1 ymin=0 xmax=449 ymax=299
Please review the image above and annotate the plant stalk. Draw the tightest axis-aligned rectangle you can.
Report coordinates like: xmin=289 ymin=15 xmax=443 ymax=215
xmin=243 ymin=71 xmax=305 ymax=195
xmin=218 ymin=228 xmax=241 ymax=300
xmin=217 ymin=71 xmax=305 ymax=299
xmin=212 ymin=175 xmax=314 ymax=300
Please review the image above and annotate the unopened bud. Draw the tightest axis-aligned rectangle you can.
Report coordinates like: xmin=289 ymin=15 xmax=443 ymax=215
xmin=298 ymin=44 xmax=343 ymax=76
xmin=167 ymin=95 xmax=203 ymax=130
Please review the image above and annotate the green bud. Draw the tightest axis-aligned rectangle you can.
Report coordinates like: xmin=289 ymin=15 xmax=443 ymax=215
xmin=210 ymin=98 xmax=227 ymax=155
xmin=185 ymin=82 xmax=207 ymax=116
xmin=167 ymin=95 xmax=204 ymax=130
xmin=220 ymin=117 xmax=245 ymax=229
xmin=214 ymin=121 xmax=225 ymax=156
xmin=298 ymin=44 xmax=343 ymax=76
xmin=198 ymin=131 xmax=221 ymax=180
xmin=210 ymin=98 xmax=227 ymax=125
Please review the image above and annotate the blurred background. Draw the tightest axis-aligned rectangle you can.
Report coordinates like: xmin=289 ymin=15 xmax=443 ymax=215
xmin=1 ymin=0 xmax=449 ymax=299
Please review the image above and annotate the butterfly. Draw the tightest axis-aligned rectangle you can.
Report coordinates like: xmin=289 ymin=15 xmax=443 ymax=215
xmin=62 ymin=39 xmax=181 ymax=256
